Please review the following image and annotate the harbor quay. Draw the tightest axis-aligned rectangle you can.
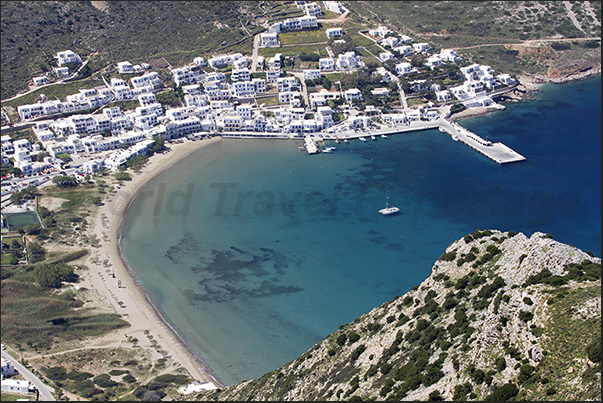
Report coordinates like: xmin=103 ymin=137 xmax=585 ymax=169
xmin=227 ymin=117 xmax=526 ymax=164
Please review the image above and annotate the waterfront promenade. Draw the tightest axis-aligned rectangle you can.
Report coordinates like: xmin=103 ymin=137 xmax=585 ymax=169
xmin=219 ymin=117 xmax=525 ymax=164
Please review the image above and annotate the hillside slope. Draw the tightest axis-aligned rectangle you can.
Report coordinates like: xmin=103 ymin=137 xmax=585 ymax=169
xmin=189 ymin=230 xmax=601 ymax=401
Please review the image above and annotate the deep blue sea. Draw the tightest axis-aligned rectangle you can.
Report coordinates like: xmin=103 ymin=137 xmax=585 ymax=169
xmin=121 ymin=76 xmax=601 ymax=386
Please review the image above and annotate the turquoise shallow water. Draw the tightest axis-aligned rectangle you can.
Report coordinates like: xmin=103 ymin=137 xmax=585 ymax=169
xmin=121 ymin=76 xmax=601 ymax=385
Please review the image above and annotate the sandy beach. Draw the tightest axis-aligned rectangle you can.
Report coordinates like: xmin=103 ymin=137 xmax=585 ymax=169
xmin=81 ymin=136 xmax=225 ymax=387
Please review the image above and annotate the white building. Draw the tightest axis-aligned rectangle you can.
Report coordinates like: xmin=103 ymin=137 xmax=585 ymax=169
xmin=117 ymin=61 xmax=134 ymax=74
xmin=231 ymin=68 xmax=250 ymax=82
xmin=252 ymin=78 xmax=267 ymax=93
xmin=435 ymin=90 xmax=452 ymax=103
xmin=131 ymin=72 xmax=162 ymax=89
xmin=278 ymin=91 xmax=301 ymax=104
xmin=277 ymin=76 xmax=299 ymax=92
xmin=304 ymin=2 xmax=322 ymax=16
xmin=336 ymin=52 xmax=364 ymax=70
xmin=319 ymin=57 xmax=335 ymax=71
xmin=371 ymin=87 xmax=390 ymax=97
xmin=368 ymin=26 xmax=391 ymax=38
xmin=193 ymin=57 xmax=206 ymax=66
xmin=110 ymin=78 xmax=133 ymax=101
xmin=266 ymin=70 xmax=281 ymax=83
xmin=268 ymin=53 xmax=283 ymax=70
xmin=303 ymin=69 xmax=321 ymax=81
xmin=54 ymin=66 xmax=70 ymax=77
xmin=1 ymin=379 xmax=35 ymax=394
xmin=412 ymin=43 xmax=431 ymax=53
xmin=171 ymin=66 xmax=204 ymax=87
xmin=232 ymin=81 xmax=256 ymax=98
xmin=381 ymin=36 xmax=399 ymax=48
xmin=395 ymin=62 xmax=413 ymax=76
xmin=497 ymin=73 xmax=515 ymax=85
xmin=426 ymin=55 xmax=443 ymax=70
xmin=344 ymin=88 xmax=363 ymax=102
xmin=393 ymin=45 xmax=413 ymax=56
xmin=379 ymin=52 xmax=395 ymax=62
xmin=439 ymin=49 xmax=460 ymax=63
xmin=55 ymin=50 xmax=81 ymax=66
xmin=323 ymin=1 xmax=347 ymax=14
xmin=260 ymin=32 xmax=280 ymax=48
xmin=280 ymin=15 xmax=318 ymax=31
xmin=32 ymin=75 xmax=48 ymax=86
xmin=326 ymin=27 xmax=344 ymax=38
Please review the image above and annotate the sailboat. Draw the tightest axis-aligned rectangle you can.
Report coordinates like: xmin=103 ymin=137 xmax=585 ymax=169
xmin=379 ymin=187 xmax=400 ymax=216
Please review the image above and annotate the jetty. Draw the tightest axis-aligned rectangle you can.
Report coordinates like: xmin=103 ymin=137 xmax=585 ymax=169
xmin=437 ymin=120 xmax=526 ymax=164
xmin=304 ymin=136 xmax=319 ymax=154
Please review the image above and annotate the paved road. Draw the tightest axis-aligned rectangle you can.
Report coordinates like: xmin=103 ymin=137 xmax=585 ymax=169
xmin=251 ymin=33 xmax=261 ymax=73
xmin=1 ymin=350 xmax=56 ymax=401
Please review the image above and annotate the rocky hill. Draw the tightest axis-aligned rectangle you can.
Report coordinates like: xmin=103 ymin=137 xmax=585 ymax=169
xmin=187 ymin=230 xmax=601 ymax=401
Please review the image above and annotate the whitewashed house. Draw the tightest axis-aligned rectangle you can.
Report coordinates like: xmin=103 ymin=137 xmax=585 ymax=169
xmin=426 ymin=55 xmax=443 ymax=70
xmin=323 ymin=1 xmax=346 ymax=14
xmin=110 ymin=78 xmax=133 ymax=101
xmin=381 ymin=36 xmax=399 ymax=48
xmin=252 ymin=78 xmax=267 ymax=93
xmin=497 ymin=73 xmax=515 ymax=85
xmin=336 ymin=51 xmax=364 ymax=70
xmin=326 ymin=28 xmax=344 ymax=38
xmin=260 ymin=33 xmax=280 ymax=48
xmin=117 ymin=61 xmax=134 ymax=74
xmin=319 ymin=57 xmax=335 ymax=71
xmin=266 ymin=69 xmax=281 ymax=83
xmin=268 ymin=53 xmax=283 ymax=70
xmin=231 ymin=68 xmax=251 ymax=82
xmin=412 ymin=43 xmax=431 ymax=53
xmin=395 ymin=62 xmax=413 ymax=76
xmin=303 ymin=69 xmax=321 ymax=81
xmin=439 ymin=49 xmax=460 ymax=63
xmin=393 ymin=45 xmax=413 ymax=56
xmin=368 ymin=26 xmax=391 ymax=38
xmin=193 ymin=57 xmax=206 ymax=66
xmin=304 ymin=2 xmax=322 ymax=16
xmin=277 ymin=76 xmax=299 ymax=92
xmin=33 ymin=75 xmax=49 ymax=86
xmin=232 ymin=81 xmax=256 ymax=98
xmin=435 ymin=90 xmax=452 ymax=103
xmin=344 ymin=88 xmax=363 ymax=102
xmin=54 ymin=66 xmax=70 ymax=77
xmin=55 ymin=50 xmax=81 ymax=66
xmin=379 ymin=52 xmax=395 ymax=62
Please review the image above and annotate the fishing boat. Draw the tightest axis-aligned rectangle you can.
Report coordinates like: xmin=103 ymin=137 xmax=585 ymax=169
xmin=359 ymin=137 xmax=367 ymax=142
xmin=379 ymin=188 xmax=400 ymax=216
xmin=381 ymin=134 xmax=388 ymax=138
xmin=371 ymin=135 xmax=376 ymax=140
xmin=452 ymin=134 xmax=459 ymax=141
xmin=322 ymin=146 xmax=336 ymax=153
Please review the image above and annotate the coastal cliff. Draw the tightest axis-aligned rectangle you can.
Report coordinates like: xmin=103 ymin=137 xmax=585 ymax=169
xmin=188 ymin=230 xmax=601 ymax=401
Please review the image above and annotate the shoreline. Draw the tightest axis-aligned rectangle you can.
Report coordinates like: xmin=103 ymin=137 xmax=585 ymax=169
xmin=94 ymin=136 xmax=227 ymax=387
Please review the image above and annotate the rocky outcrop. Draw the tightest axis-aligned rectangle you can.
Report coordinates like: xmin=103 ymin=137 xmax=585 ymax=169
xmin=188 ymin=230 xmax=601 ymax=401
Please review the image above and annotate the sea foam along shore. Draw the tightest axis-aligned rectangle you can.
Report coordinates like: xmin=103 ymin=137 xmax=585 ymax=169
xmin=88 ymin=136 xmax=226 ymax=387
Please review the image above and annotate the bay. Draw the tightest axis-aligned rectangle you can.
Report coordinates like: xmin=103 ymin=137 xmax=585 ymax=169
xmin=120 ymin=76 xmax=601 ymax=385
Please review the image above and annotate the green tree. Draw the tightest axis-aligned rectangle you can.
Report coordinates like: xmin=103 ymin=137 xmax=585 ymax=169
xmin=52 ymin=175 xmax=78 ymax=187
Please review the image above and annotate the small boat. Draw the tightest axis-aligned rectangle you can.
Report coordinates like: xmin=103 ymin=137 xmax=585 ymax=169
xmin=371 ymin=135 xmax=376 ymax=140
xmin=298 ymin=146 xmax=306 ymax=151
xmin=322 ymin=146 xmax=336 ymax=153
xmin=379 ymin=187 xmax=400 ymax=216
xmin=452 ymin=135 xmax=459 ymax=142
xmin=335 ymin=139 xmax=340 ymax=143
xmin=359 ymin=137 xmax=367 ymax=142
xmin=344 ymin=139 xmax=349 ymax=143
xmin=381 ymin=134 xmax=388 ymax=138
xmin=439 ymin=127 xmax=446 ymax=132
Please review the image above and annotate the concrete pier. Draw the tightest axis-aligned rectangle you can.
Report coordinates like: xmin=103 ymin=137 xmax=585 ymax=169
xmin=438 ymin=120 xmax=526 ymax=164
xmin=304 ymin=136 xmax=319 ymax=154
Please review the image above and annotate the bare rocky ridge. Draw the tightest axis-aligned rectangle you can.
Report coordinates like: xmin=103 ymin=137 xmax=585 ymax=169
xmin=189 ymin=230 xmax=601 ymax=401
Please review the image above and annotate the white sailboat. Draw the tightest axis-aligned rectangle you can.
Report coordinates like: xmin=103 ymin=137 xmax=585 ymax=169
xmin=379 ymin=188 xmax=400 ymax=216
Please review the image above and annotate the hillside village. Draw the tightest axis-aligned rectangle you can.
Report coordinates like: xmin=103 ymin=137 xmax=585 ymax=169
xmin=1 ymin=0 xmax=519 ymax=191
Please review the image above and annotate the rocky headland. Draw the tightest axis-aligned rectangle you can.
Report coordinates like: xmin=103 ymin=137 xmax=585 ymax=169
xmin=188 ymin=230 xmax=601 ymax=401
